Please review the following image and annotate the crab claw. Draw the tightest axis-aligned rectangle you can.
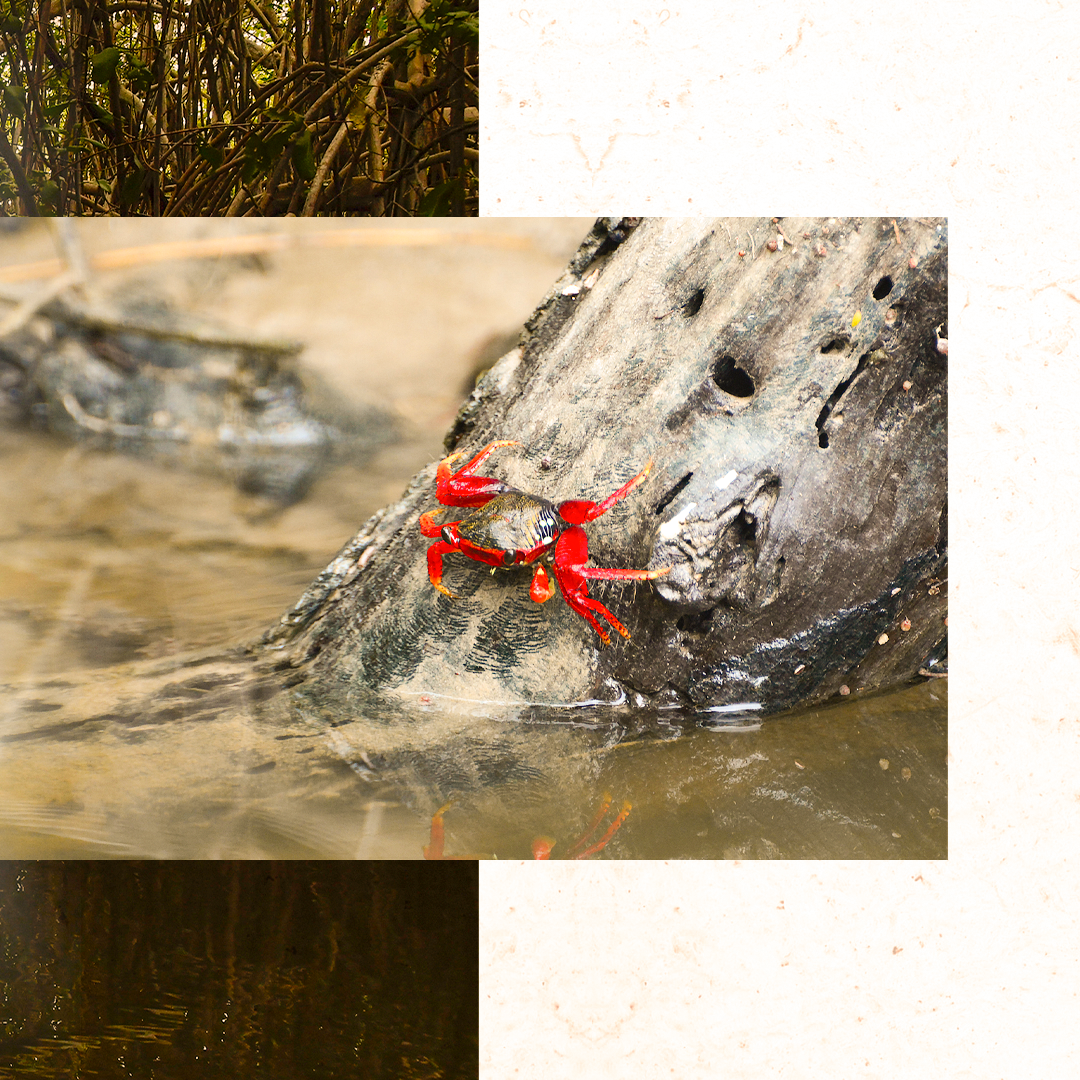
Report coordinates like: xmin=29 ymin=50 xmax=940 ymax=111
xmin=529 ymin=564 xmax=557 ymax=603
xmin=434 ymin=440 xmax=522 ymax=506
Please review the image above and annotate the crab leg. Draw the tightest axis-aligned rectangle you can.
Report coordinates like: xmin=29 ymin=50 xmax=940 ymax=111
xmin=419 ymin=509 xmax=448 ymax=537
xmin=557 ymin=580 xmax=629 ymax=646
xmin=548 ymin=526 xmax=670 ymax=644
xmin=424 ymin=799 xmax=629 ymax=859
xmin=566 ymin=793 xmax=633 ymax=859
xmin=565 ymin=791 xmax=614 ymax=857
xmin=424 ymin=540 xmax=457 ymax=598
xmin=423 ymin=802 xmax=481 ymax=859
xmin=434 ymin=440 xmax=521 ymax=506
xmin=557 ymin=460 xmax=654 ymax=525
xmin=571 ymin=800 xmax=633 ymax=859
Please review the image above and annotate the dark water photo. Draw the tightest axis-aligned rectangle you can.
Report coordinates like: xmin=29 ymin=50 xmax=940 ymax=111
xmin=0 ymin=862 xmax=477 ymax=1080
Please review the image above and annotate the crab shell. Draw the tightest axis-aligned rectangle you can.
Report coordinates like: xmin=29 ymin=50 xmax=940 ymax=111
xmin=450 ymin=493 xmax=564 ymax=565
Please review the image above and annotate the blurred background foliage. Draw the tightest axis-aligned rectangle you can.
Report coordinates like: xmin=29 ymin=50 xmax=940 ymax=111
xmin=0 ymin=862 xmax=478 ymax=1078
xmin=0 ymin=0 xmax=477 ymax=216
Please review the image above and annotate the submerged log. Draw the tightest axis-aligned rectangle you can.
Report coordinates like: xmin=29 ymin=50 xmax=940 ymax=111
xmin=0 ymin=291 xmax=393 ymax=504
xmin=262 ymin=217 xmax=947 ymax=719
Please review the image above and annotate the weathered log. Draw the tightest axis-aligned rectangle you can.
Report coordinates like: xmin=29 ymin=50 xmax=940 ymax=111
xmin=0 ymin=291 xmax=394 ymax=504
xmin=262 ymin=217 xmax=947 ymax=719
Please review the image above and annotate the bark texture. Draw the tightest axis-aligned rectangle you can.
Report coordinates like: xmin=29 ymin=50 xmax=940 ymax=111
xmin=262 ymin=217 xmax=947 ymax=718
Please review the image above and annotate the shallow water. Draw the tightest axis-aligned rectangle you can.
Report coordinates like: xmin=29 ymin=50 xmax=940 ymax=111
xmin=0 ymin=426 xmax=946 ymax=860
xmin=0 ymin=222 xmax=946 ymax=860
xmin=0 ymin=862 xmax=477 ymax=1079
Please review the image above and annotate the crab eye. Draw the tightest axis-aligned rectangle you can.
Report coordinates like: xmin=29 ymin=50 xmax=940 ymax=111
xmin=501 ymin=551 xmax=515 ymax=567
xmin=534 ymin=516 xmax=557 ymax=545
xmin=441 ymin=526 xmax=455 ymax=545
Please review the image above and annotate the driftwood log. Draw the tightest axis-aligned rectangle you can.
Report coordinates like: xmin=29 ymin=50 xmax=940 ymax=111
xmin=262 ymin=217 xmax=947 ymax=720
xmin=0 ymin=291 xmax=392 ymax=504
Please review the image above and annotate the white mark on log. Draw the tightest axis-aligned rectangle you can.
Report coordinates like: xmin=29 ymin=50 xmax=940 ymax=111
xmin=659 ymin=501 xmax=697 ymax=539
xmin=715 ymin=469 xmax=738 ymax=490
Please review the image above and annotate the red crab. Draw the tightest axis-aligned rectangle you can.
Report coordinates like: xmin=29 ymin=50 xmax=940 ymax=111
xmin=423 ymin=794 xmax=632 ymax=860
xmin=418 ymin=441 xmax=669 ymax=645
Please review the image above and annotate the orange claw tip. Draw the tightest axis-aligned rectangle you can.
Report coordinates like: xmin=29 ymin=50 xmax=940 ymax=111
xmin=531 ymin=836 xmax=555 ymax=859
xmin=529 ymin=565 xmax=557 ymax=603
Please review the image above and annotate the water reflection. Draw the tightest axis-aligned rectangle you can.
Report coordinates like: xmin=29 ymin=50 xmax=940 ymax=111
xmin=0 ymin=863 xmax=478 ymax=1079
xmin=377 ymin=679 xmax=948 ymax=860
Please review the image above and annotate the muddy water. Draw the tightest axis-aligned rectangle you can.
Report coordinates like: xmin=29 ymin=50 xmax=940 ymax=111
xmin=0 ymin=221 xmax=946 ymax=860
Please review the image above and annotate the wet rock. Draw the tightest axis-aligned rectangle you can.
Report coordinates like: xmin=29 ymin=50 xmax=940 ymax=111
xmin=263 ymin=217 xmax=947 ymax=717
xmin=0 ymin=293 xmax=394 ymax=504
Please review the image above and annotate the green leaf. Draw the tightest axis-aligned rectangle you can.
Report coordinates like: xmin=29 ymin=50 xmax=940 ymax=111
xmin=118 ymin=166 xmax=147 ymax=208
xmin=198 ymin=143 xmax=225 ymax=168
xmin=38 ymin=179 xmax=60 ymax=210
xmin=261 ymin=106 xmax=302 ymax=127
xmin=240 ymin=151 xmax=263 ymax=185
xmin=43 ymin=99 xmax=72 ymax=121
xmin=2 ymin=83 xmax=25 ymax=119
xmin=240 ymin=109 xmax=305 ymax=184
xmin=412 ymin=0 xmax=479 ymax=51
xmin=84 ymin=99 xmax=115 ymax=129
xmin=91 ymin=47 xmax=122 ymax=85
xmin=418 ymin=180 xmax=457 ymax=216
xmin=347 ymin=93 xmax=371 ymax=128
xmin=292 ymin=128 xmax=315 ymax=181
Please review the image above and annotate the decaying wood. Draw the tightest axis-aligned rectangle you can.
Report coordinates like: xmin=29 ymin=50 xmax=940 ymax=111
xmin=0 ymin=287 xmax=392 ymax=504
xmin=262 ymin=217 xmax=947 ymax=720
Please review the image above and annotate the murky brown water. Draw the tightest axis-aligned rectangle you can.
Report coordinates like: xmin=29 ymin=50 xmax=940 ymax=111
xmin=0 ymin=862 xmax=477 ymax=1079
xmin=0 ymin=221 xmax=946 ymax=860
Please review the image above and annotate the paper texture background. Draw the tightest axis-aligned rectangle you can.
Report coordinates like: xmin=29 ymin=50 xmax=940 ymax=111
xmin=478 ymin=2 xmax=1079 ymax=1075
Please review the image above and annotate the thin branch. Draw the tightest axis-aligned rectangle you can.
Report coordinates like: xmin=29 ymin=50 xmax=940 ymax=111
xmin=0 ymin=126 xmax=39 ymax=215
xmin=302 ymin=119 xmax=349 ymax=216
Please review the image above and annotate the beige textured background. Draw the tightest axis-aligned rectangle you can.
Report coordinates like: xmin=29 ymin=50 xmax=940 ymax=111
xmin=479 ymin=2 xmax=1080 ymax=1076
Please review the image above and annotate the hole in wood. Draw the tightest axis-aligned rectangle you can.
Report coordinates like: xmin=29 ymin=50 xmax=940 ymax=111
xmin=712 ymin=356 xmax=755 ymax=398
